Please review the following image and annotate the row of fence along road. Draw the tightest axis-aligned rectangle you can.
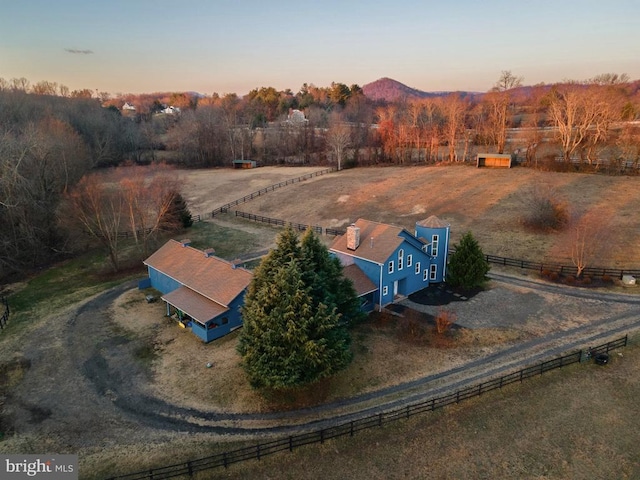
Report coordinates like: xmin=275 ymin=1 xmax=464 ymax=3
xmin=105 ymin=335 xmax=628 ymax=480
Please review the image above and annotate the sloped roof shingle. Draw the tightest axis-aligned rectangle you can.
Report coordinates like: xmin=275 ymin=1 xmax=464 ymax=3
xmin=330 ymin=219 xmax=422 ymax=264
xmin=144 ymin=239 xmax=252 ymax=306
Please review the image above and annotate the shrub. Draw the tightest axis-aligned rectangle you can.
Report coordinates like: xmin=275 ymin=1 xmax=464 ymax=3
xmin=520 ymin=184 xmax=569 ymax=232
xmin=541 ymin=269 xmax=552 ymax=277
xmin=602 ymin=274 xmax=613 ymax=283
xmin=564 ymin=275 xmax=576 ymax=285
xmin=435 ymin=308 xmax=457 ymax=335
xmin=549 ymin=272 xmax=560 ymax=281
xmin=581 ymin=276 xmax=592 ymax=285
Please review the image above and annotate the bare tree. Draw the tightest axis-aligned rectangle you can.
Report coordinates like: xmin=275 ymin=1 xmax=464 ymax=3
xmin=564 ymin=210 xmax=611 ymax=277
xmin=483 ymin=71 xmax=523 ymax=154
xmin=546 ymin=82 xmax=615 ymax=163
xmin=64 ymin=172 xmax=125 ymax=271
xmin=327 ymin=118 xmax=351 ymax=170
xmin=439 ymin=93 xmax=468 ymax=162
xmin=117 ymin=164 xmax=181 ymax=257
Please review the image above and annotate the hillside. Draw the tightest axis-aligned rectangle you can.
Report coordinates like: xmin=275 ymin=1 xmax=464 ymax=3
xmin=362 ymin=77 xmax=480 ymax=102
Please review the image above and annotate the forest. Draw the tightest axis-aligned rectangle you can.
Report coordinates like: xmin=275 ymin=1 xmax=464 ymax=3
xmin=0 ymin=72 xmax=639 ymax=281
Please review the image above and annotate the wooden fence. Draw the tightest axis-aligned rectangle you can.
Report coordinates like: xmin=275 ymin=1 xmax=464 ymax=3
xmin=192 ymin=167 xmax=335 ymax=222
xmin=234 ymin=211 xmax=322 ymax=234
xmin=104 ymin=335 xmax=628 ymax=480
xmin=0 ymin=297 xmax=8 ymax=330
xmin=482 ymin=253 xmax=640 ymax=280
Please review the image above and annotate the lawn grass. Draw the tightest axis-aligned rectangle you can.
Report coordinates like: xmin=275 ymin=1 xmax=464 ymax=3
xmin=87 ymin=335 xmax=640 ymax=480
xmin=2 ymin=220 xmax=264 ymax=334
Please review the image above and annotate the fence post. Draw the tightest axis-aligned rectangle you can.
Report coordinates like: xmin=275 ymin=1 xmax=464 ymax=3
xmin=624 ymin=335 xmax=628 ymax=347
xmin=223 ymin=452 xmax=228 ymax=468
xmin=257 ymin=443 xmax=261 ymax=461
xmin=289 ymin=436 xmax=293 ymax=452
xmin=187 ymin=461 xmax=193 ymax=477
xmin=378 ymin=413 xmax=382 ymax=427
xmin=350 ymin=421 xmax=354 ymax=437
xmin=320 ymin=428 xmax=324 ymax=444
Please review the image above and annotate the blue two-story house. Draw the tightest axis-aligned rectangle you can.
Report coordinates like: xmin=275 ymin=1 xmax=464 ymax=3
xmin=330 ymin=218 xmax=449 ymax=312
xmin=142 ymin=239 xmax=253 ymax=343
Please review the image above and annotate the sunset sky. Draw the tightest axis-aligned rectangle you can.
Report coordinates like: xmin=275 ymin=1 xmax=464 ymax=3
xmin=2 ymin=0 xmax=639 ymax=96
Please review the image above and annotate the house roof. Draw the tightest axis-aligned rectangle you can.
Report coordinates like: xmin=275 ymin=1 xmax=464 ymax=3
xmin=416 ymin=215 xmax=449 ymax=228
xmin=330 ymin=219 xmax=425 ymax=264
xmin=144 ymin=239 xmax=252 ymax=307
xmin=162 ymin=286 xmax=228 ymax=324
xmin=342 ymin=264 xmax=377 ymax=296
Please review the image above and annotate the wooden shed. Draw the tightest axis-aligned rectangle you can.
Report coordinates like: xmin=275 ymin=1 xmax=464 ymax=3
xmin=476 ymin=153 xmax=512 ymax=168
xmin=233 ymin=159 xmax=257 ymax=169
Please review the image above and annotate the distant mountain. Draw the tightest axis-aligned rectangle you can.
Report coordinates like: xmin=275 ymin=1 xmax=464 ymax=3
xmin=362 ymin=77 xmax=478 ymax=102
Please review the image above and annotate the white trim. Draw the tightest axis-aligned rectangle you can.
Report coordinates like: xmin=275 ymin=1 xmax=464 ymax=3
xmin=382 ymin=286 xmax=388 ymax=296
xmin=388 ymin=260 xmax=394 ymax=274
xmin=431 ymin=235 xmax=439 ymax=257
xmin=423 ymin=269 xmax=428 ymax=281
xmin=407 ymin=254 xmax=412 ymax=267
xmin=430 ymin=264 xmax=437 ymax=280
xmin=415 ymin=261 xmax=420 ymax=275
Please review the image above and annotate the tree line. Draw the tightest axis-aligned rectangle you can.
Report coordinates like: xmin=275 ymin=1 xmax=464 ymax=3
xmin=1 ymin=72 xmax=638 ymax=281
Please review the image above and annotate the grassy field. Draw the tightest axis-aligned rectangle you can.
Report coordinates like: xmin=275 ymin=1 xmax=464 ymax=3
xmin=1 ymin=165 xmax=639 ymax=479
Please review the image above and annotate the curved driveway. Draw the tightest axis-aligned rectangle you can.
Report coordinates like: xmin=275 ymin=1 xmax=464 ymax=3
xmin=58 ymin=271 xmax=640 ymax=437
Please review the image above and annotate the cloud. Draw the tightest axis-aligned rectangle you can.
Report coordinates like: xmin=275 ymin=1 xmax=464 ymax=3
xmin=65 ymin=48 xmax=94 ymax=55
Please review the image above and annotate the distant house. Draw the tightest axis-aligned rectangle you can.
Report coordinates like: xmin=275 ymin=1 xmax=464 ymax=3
xmin=161 ymin=105 xmax=180 ymax=115
xmin=476 ymin=153 xmax=512 ymax=168
xmin=122 ymin=102 xmax=136 ymax=111
xmin=142 ymin=239 xmax=252 ymax=343
xmin=330 ymin=218 xmax=449 ymax=312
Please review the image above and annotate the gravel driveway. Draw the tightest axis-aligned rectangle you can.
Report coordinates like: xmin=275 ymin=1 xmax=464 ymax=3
xmin=2 ymin=270 xmax=639 ymax=451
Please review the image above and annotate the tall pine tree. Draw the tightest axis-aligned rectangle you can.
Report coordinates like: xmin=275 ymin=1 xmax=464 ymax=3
xmin=238 ymin=227 xmax=355 ymax=389
xmin=300 ymin=228 xmax=365 ymax=327
xmin=446 ymin=231 xmax=490 ymax=289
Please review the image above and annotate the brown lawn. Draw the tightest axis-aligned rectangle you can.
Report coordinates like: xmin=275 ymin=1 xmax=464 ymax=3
xmin=185 ymin=165 xmax=640 ymax=267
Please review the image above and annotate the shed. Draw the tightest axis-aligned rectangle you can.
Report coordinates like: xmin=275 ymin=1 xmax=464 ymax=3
xmin=233 ymin=160 xmax=257 ymax=169
xmin=476 ymin=153 xmax=512 ymax=168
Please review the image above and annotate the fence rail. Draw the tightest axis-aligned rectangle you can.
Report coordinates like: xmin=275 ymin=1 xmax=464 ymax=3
xmin=199 ymin=167 xmax=335 ymax=221
xmin=234 ymin=211 xmax=323 ymax=234
xmin=482 ymin=253 xmax=640 ymax=280
xmin=0 ymin=297 xmax=8 ymax=330
xmin=105 ymin=335 xmax=628 ymax=480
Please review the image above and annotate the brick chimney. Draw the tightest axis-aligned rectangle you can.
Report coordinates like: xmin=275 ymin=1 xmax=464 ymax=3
xmin=346 ymin=224 xmax=360 ymax=250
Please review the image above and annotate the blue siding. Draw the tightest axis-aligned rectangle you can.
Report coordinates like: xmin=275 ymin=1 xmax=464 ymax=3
xmin=147 ymin=266 xmax=246 ymax=343
xmin=414 ymin=224 xmax=450 ymax=283
xmin=378 ymin=243 xmax=431 ymax=306
xmin=148 ymin=267 xmax=182 ymax=294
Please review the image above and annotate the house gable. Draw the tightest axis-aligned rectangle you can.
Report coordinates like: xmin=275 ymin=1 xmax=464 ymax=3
xmin=143 ymin=239 xmax=252 ymax=342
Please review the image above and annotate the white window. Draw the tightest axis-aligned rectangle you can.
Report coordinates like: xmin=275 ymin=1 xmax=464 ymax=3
xmin=423 ymin=269 xmax=428 ymax=281
xmin=415 ymin=262 xmax=420 ymax=275
xmin=382 ymin=286 xmax=388 ymax=296
xmin=398 ymin=249 xmax=404 ymax=270
xmin=430 ymin=264 xmax=438 ymax=280
xmin=431 ymin=235 xmax=439 ymax=257
xmin=407 ymin=254 xmax=412 ymax=268
xmin=388 ymin=261 xmax=394 ymax=274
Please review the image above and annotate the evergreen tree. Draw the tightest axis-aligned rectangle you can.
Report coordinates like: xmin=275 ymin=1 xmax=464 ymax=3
xmin=300 ymin=228 xmax=364 ymax=327
xmin=161 ymin=191 xmax=193 ymax=230
xmin=446 ymin=231 xmax=490 ymax=289
xmin=237 ymin=227 xmax=355 ymax=389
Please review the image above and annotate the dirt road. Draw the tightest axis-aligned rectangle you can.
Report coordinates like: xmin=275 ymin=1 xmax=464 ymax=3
xmin=2 ymin=271 xmax=639 ymax=455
